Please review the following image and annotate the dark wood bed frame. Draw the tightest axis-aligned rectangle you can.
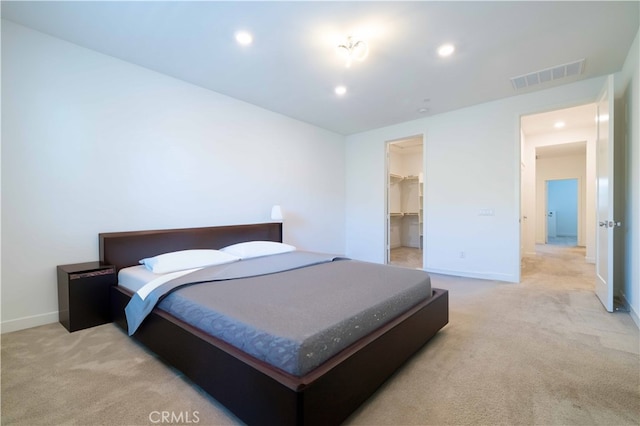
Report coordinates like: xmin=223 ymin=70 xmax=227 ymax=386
xmin=100 ymin=222 xmax=448 ymax=426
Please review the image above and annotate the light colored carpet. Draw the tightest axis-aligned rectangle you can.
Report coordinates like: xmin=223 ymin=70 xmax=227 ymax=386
xmin=2 ymin=245 xmax=639 ymax=425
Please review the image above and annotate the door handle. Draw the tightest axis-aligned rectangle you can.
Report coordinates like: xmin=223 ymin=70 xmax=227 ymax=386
xmin=600 ymin=220 xmax=622 ymax=228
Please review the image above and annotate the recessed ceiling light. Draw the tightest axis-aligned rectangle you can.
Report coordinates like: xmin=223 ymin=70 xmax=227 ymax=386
xmin=417 ymin=107 xmax=429 ymax=114
xmin=235 ymin=31 xmax=253 ymax=46
xmin=437 ymin=43 xmax=455 ymax=57
xmin=554 ymin=121 xmax=566 ymax=129
xmin=335 ymin=86 xmax=347 ymax=96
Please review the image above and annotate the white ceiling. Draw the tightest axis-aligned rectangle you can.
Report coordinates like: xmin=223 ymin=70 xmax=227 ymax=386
xmin=389 ymin=136 xmax=423 ymax=154
xmin=536 ymin=141 xmax=587 ymax=160
xmin=521 ymin=103 xmax=598 ymax=137
xmin=2 ymin=1 xmax=638 ymax=135
xmin=522 ymin=103 xmax=595 ymax=159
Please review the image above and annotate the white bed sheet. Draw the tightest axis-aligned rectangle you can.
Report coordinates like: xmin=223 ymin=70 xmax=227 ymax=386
xmin=118 ymin=265 xmax=199 ymax=298
xmin=118 ymin=265 xmax=155 ymax=293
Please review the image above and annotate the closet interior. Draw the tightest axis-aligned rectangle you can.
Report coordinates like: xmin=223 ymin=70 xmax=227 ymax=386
xmin=387 ymin=137 xmax=423 ymax=269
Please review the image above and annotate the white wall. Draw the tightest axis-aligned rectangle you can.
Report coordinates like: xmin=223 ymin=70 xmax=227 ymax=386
xmin=617 ymin=30 xmax=639 ymax=327
xmin=346 ymin=77 xmax=607 ymax=283
xmin=520 ymin=130 xmax=535 ymax=257
xmin=400 ymin=150 xmax=423 ymax=177
xmin=388 ymin=150 xmax=403 ymax=176
xmin=388 ymin=151 xmax=403 ymax=249
xmin=1 ymin=21 xmax=346 ymax=332
xmin=388 ymin=147 xmax=422 ymax=177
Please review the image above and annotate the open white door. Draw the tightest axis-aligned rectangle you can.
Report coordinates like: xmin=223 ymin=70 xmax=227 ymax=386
xmin=385 ymin=142 xmax=392 ymax=264
xmin=595 ymin=75 xmax=618 ymax=312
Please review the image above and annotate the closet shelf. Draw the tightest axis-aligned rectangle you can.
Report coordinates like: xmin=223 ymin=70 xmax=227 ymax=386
xmin=391 ymin=174 xmax=421 ymax=182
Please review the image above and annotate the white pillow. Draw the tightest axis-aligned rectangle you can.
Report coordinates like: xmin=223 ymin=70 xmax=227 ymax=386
xmin=139 ymin=249 xmax=240 ymax=274
xmin=220 ymin=241 xmax=296 ymax=259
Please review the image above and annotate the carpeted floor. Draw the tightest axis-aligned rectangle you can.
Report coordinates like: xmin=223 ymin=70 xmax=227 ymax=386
xmin=2 ymin=245 xmax=639 ymax=425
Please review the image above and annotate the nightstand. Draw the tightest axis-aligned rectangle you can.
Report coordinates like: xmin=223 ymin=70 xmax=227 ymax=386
xmin=57 ymin=262 xmax=116 ymax=332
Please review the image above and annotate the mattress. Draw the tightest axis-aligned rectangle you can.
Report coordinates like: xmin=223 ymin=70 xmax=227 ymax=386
xmin=119 ymin=255 xmax=431 ymax=376
xmin=118 ymin=265 xmax=161 ymax=293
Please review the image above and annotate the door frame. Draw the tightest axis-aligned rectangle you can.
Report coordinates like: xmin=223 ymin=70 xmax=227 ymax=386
xmin=595 ymin=74 xmax=617 ymax=312
xmin=384 ymin=134 xmax=425 ymax=266
xmin=545 ymin=178 xmax=580 ymax=245
xmin=519 ymin=103 xmax=597 ymax=267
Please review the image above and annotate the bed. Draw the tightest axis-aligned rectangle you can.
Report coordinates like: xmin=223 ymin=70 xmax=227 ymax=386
xmin=100 ymin=222 xmax=448 ymax=425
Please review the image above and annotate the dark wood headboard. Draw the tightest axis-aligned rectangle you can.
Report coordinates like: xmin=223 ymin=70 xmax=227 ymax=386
xmin=99 ymin=222 xmax=282 ymax=273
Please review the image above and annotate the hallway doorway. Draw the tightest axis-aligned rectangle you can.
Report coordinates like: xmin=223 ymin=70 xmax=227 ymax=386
xmin=519 ymin=103 xmax=596 ymax=265
xmin=546 ymin=178 xmax=578 ymax=246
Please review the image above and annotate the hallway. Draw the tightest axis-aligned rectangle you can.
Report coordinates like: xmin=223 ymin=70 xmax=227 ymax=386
xmin=547 ymin=236 xmax=578 ymax=246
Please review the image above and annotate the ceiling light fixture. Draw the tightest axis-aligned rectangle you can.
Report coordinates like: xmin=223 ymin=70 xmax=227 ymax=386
xmin=437 ymin=43 xmax=455 ymax=57
xmin=235 ymin=31 xmax=253 ymax=46
xmin=554 ymin=121 xmax=566 ymax=129
xmin=335 ymin=85 xmax=347 ymax=96
xmin=337 ymin=36 xmax=368 ymax=68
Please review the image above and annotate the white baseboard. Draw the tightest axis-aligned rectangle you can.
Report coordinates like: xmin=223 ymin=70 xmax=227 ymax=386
xmin=630 ymin=308 xmax=640 ymax=329
xmin=1 ymin=312 xmax=59 ymax=334
xmin=585 ymin=256 xmax=595 ymax=264
xmin=424 ymin=267 xmax=518 ymax=283
xmin=620 ymin=293 xmax=640 ymax=329
xmin=631 ymin=309 xmax=640 ymax=329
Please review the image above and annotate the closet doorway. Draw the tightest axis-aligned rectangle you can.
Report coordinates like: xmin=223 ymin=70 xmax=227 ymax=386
xmin=386 ymin=135 xmax=424 ymax=269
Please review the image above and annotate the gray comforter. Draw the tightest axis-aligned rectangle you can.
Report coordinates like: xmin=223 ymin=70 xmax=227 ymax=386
xmin=125 ymin=251 xmax=432 ymax=376
xmin=125 ymin=251 xmax=340 ymax=335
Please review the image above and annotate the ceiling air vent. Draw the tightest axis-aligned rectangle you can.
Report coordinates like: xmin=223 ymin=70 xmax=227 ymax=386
xmin=511 ymin=59 xmax=585 ymax=90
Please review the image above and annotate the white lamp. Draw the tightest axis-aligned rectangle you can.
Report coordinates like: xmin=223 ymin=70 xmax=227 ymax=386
xmin=271 ymin=205 xmax=283 ymax=222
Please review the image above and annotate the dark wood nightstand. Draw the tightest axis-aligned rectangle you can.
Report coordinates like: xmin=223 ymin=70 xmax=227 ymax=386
xmin=57 ymin=262 xmax=116 ymax=332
